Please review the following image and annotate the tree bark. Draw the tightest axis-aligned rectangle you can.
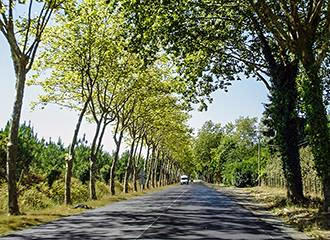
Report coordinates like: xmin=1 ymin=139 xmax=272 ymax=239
xmin=158 ymin=153 xmax=164 ymax=187
xmin=164 ymin=158 xmax=170 ymax=186
xmin=152 ymin=150 xmax=160 ymax=188
xmin=267 ymin=62 xmax=305 ymax=203
xmin=89 ymin=120 xmax=102 ymax=200
xmin=132 ymin=138 xmax=140 ymax=192
xmin=89 ymin=157 xmax=97 ymax=200
xmin=123 ymin=139 xmax=136 ymax=193
xmin=109 ymin=130 xmax=123 ymax=195
xmin=65 ymin=99 xmax=90 ymax=205
xmin=250 ymin=14 xmax=305 ymax=203
xmin=7 ymin=63 xmax=27 ymax=215
xmin=146 ymin=146 xmax=155 ymax=189
xmin=133 ymin=137 xmax=144 ymax=192
xmin=142 ymin=144 xmax=150 ymax=190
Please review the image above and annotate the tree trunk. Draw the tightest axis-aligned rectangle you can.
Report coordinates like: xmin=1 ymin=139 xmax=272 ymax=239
xmin=323 ymin=177 xmax=330 ymax=213
xmin=159 ymin=166 xmax=163 ymax=187
xmin=89 ymin=156 xmax=97 ymax=200
xmin=7 ymin=64 xmax=27 ymax=215
xmin=89 ymin=120 xmax=102 ymax=200
xmin=142 ymin=144 xmax=150 ymax=190
xmin=152 ymin=150 xmax=160 ymax=188
xmin=123 ymin=139 xmax=136 ymax=193
xmin=175 ymin=166 xmax=179 ymax=183
xmin=164 ymin=158 xmax=170 ymax=185
xmin=267 ymin=62 xmax=305 ymax=203
xmin=65 ymin=99 xmax=90 ymax=205
xmin=251 ymin=17 xmax=304 ymax=203
xmin=109 ymin=131 xmax=123 ymax=195
xmin=302 ymin=61 xmax=330 ymax=212
xmin=167 ymin=162 xmax=172 ymax=185
xmin=146 ymin=147 xmax=154 ymax=189
xmin=158 ymin=153 xmax=164 ymax=187
xmin=132 ymin=138 xmax=141 ymax=192
xmin=134 ymin=137 xmax=144 ymax=192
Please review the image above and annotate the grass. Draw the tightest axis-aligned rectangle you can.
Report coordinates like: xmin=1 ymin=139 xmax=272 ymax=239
xmin=213 ymin=185 xmax=330 ymax=240
xmin=0 ymin=184 xmax=172 ymax=236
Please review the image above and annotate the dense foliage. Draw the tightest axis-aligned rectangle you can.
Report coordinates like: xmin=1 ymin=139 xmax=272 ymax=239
xmin=191 ymin=117 xmax=322 ymax=196
xmin=192 ymin=118 xmax=262 ymax=187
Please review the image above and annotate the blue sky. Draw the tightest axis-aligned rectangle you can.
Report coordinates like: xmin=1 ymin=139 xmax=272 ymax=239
xmin=0 ymin=35 xmax=268 ymax=152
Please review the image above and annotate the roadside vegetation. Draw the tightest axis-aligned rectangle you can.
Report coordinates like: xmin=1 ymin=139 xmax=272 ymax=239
xmin=0 ymin=181 xmax=170 ymax=236
xmin=214 ymin=186 xmax=330 ymax=239
xmin=191 ymin=117 xmax=329 ymax=238
xmin=247 ymin=186 xmax=329 ymax=240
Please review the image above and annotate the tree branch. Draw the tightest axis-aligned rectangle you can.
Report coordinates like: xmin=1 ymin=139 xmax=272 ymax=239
xmin=23 ymin=0 xmax=34 ymax=54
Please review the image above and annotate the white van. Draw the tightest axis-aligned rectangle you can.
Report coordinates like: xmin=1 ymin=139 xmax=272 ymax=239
xmin=180 ymin=175 xmax=189 ymax=185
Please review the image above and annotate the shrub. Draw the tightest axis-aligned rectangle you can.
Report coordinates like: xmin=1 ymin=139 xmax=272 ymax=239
xmin=115 ymin=182 xmax=123 ymax=193
xmin=223 ymin=157 xmax=258 ymax=187
xmin=20 ymin=186 xmax=53 ymax=210
xmin=0 ymin=183 xmax=7 ymax=210
xmin=50 ymin=178 xmax=89 ymax=204
xmin=46 ymin=169 xmax=62 ymax=187
xmin=96 ymin=181 xmax=109 ymax=199
xmin=100 ymin=164 xmax=110 ymax=183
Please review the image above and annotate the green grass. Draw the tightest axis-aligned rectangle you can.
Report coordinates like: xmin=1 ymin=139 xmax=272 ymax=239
xmin=0 ymin=184 xmax=172 ymax=236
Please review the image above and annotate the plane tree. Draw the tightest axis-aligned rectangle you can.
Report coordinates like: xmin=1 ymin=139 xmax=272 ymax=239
xmin=120 ymin=60 xmax=181 ymax=192
xmin=0 ymin=0 xmax=73 ymax=215
xmin=31 ymin=0 xmax=118 ymax=204
xmin=248 ymin=0 xmax=330 ymax=212
xmin=142 ymin=98 xmax=191 ymax=187
xmin=108 ymin=66 xmax=142 ymax=195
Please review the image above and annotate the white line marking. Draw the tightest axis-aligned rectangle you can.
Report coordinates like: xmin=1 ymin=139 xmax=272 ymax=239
xmin=135 ymin=187 xmax=189 ymax=239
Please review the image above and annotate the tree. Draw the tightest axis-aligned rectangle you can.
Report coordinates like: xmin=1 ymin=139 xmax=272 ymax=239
xmin=193 ymin=117 xmax=263 ymax=187
xmin=0 ymin=122 xmax=40 ymax=183
xmin=193 ymin=121 xmax=223 ymax=183
xmin=249 ymin=0 xmax=330 ymax=212
xmin=0 ymin=0 xmax=70 ymax=215
xmin=32 ymin=0 xmax=116 ymax=204
xmin=118 ymin=0 xmax=306 ymax=203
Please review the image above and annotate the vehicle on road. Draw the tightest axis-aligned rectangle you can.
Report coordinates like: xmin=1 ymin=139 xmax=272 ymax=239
xmin=180 ymin=175 xmax=189 ymax=185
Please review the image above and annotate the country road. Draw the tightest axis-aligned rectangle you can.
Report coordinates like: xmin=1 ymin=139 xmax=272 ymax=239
xmin=1 ymin=184 xmax=309 ymax=240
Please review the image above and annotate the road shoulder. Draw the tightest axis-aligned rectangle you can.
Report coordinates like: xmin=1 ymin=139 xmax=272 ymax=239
xmin=212 ymin=185 xmax=312 ymax=240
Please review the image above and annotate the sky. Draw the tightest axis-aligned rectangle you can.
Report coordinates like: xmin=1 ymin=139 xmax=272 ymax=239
xmin=0 ymin=35 xmax=269 ymax=153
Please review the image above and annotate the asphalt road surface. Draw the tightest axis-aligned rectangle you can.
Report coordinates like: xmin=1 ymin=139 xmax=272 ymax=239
xmin=1 ymin=184 xmax=308 ymax=240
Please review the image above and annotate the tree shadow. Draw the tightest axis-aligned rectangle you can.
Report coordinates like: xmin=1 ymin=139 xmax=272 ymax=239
xmin=1 ymin=184 xmax=296 ymax=240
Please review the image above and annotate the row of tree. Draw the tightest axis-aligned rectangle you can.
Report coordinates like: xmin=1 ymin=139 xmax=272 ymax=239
xmin=0 ymin=0 xmax=192 ymax=215
xmin=0 ymin=123 xmax=184 ymax=205
xmin=118 ymin=0 xmax=330 ymax=211
xmin=190 ymin=117 xmax=324 ymax=198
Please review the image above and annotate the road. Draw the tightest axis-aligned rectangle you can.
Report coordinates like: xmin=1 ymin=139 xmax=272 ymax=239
xmin=1 ymin=184 xmax=308 ymax=240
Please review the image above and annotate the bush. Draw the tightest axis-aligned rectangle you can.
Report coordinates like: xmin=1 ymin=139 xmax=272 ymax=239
xmin=115 ymin=182 xmax=123 ymax=193
xmin=46 ymin=169 xmax=62 ymax=187
xmin=78 ymin=168 xmax=90 ymax=185
xmin=20 ymin=172 xmax=44 ymax=187
xmin=0 ymin=183 xmax=7 ymax=210
xmin=232 ymin=167 xmax=256 ymax=187
xmin=96 ymin=181 xmax=109 ymax=199
xmin=100 ymin=165 xmax=110 ymax=183
xmin=20 ymin=186 xmax=53 ymax=210
xmin=223 ymin=157 xmax=258 ymax=187
xmin=50 ymin=178 xmax=89 ymax=204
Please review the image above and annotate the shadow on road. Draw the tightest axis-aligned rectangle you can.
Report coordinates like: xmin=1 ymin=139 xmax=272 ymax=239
xmin=2 ymin=184 xmax=294 ymax=240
